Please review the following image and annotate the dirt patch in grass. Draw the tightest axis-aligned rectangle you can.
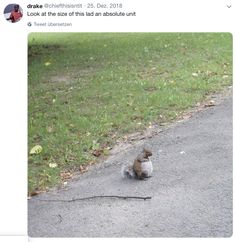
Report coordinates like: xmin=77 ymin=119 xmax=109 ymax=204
xmin=50 ymin=67 xmax=98 ymax=83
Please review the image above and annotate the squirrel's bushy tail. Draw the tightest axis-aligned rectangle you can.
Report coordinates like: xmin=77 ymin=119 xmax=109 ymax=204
xmin=121 ymin=164 xmax=136 ymax=179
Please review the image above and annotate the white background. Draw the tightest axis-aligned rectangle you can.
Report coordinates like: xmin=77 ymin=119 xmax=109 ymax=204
xmin=0 ymin=0 xmax=234 ymax=241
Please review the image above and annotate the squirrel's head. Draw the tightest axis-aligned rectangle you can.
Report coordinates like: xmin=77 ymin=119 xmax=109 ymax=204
xmin=143 ymin=148 xmax=152 ymax=158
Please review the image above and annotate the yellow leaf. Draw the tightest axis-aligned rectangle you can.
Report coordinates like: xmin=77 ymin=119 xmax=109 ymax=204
xmin=49 ymin=163 xmax=58 ymax=168
xmin=30 ymin=145 xmax=43 ymax=155
xmin=44 ymin=62 xmax=51 ymax=66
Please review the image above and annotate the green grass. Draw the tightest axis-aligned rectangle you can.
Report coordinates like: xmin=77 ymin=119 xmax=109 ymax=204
xmin=28 ymin=33 xmax=232 ymax=194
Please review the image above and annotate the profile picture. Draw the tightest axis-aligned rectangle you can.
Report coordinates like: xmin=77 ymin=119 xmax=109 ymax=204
xmin=4 ymin=3 xmax=23 ymax=23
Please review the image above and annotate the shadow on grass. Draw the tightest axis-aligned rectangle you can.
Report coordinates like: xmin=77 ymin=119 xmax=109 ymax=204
xmin=28 ymin=43 xmax=62 ymax=59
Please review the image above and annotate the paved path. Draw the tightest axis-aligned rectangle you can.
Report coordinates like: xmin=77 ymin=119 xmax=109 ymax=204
xmin=28 ymin=96 xmax=232 ymax=237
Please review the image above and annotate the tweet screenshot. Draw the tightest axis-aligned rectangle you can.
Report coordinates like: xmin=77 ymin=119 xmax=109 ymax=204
xmin=0 ymin=0 xmax=234 ymax=241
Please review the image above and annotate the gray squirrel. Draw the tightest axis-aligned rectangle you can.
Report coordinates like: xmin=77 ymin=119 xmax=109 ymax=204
xmin=121 ymin=148 xmax=153 ymax=179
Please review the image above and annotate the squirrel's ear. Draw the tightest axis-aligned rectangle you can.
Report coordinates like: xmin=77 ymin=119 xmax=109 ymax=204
xmin=143 ymin=147 xmax=149 ymax=151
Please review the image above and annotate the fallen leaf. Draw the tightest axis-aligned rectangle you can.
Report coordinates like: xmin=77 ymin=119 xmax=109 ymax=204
xmin=88 ymin=160 xmax=97 ymax=165
xmin=49 ymin=162 xmax=58 ymax=168
xmin=60 ymin=171 xmax=72 ymax=181
xmin=181 ymin=114 xmax=192 ymax=120
xmin=92 ymin=149 xmax=102 ymax=157
xmin=30 ymin=145 xmax=43 ymax=155
xmin=29 ymin=190 xmax=44 ymax=196
xmin=44 ymin=62 xmax=51 ymax=66
xmin=79 ymin=165 xmax=88 ymax=173
xmin=205 ymin=100 xmax=215 ymax=107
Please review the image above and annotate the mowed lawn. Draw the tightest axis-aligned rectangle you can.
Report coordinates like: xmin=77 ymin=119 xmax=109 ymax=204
xmin=28 ymin=33 xmax=232 ymax=195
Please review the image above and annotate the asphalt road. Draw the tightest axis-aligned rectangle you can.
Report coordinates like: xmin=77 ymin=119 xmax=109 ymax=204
xmin=28 ymin=96 xmax=232 ymax=237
